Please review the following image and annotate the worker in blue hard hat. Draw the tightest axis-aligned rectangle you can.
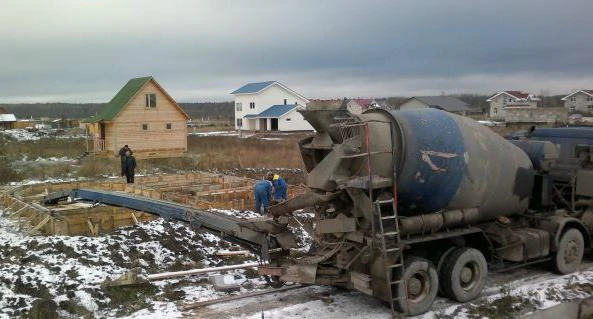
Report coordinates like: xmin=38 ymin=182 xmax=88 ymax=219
xmin=253 ymin=173 xmax=273 ymax=215
xmin=271 ymin=173 xmax=288 ymax=202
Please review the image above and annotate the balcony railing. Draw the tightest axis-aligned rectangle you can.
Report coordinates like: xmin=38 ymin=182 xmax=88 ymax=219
xmin=87 ymin=137 xmax=105 ymax=153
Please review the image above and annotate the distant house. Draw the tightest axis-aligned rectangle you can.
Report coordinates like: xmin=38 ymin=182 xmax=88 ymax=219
xmin=346 ymin=98 xmax=379 ymax=114
xmin=84 ymin=76 xmax=189 ymax=158
xmin=231 ymin=81 xmax=313 ymax=131
xmin=561 ymin=90 xmax=593 ymax=113
xmin=399 ymin=96 xmax=476 ymax=116
xmin=486 ymin=91 xmax=540 ymax=120
xmin=0 ymin=107 xmax=16 ymax=130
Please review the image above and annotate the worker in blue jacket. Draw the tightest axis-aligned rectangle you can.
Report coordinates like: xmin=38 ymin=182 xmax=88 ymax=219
xmin=253 ymin=174 xmax=273 ymax=215
xmin=271 ymin=173 xmax=288 ymax=201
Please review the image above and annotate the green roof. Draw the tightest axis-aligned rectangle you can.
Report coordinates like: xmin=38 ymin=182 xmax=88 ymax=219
xmin=87 ymin=76 xmax=152 ymax=122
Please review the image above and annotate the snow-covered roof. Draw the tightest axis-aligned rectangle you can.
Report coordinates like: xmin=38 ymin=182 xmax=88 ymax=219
xmin=0 ymin=114 xmax=16 ymax=122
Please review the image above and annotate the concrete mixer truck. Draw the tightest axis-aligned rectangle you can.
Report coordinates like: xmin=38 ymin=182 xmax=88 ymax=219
xmin=263 ymin=104 xmax=593 ymax=315
xmin=55 ymin=103 xmax=593 ymax=316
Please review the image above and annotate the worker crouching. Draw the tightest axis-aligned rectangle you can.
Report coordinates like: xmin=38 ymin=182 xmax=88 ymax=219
xmin=253 ymin=173 xmax=273 ymax=215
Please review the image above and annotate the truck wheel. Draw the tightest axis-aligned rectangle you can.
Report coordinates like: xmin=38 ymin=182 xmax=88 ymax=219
xmin=436 ymin=247 xmax=457 ymax=296
xmin=394 ymin=257 xmax=438 ymax=316
xmin=440 ymin=247 xmax=487 ymax=302
xmin=553 ymin=228 xmax=584 ymax=274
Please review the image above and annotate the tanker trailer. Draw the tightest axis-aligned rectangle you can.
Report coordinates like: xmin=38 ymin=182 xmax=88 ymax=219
xmin=267 ymin=106 xmax=590 ymax=315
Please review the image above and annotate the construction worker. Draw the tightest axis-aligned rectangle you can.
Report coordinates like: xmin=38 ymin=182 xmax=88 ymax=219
xmin=118 ymin=144 xmax=131 ymax=176
xmin=271 ymin=173 xmax=288 ymax=202
xmin=253 ymin=174 xmax=273 ymax=215
xmin=123 ymin=150 xmax=136 ymax=184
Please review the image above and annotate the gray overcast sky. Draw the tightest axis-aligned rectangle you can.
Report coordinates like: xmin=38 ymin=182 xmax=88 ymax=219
xmin=0 ymin=0 xmax=592 ymax=103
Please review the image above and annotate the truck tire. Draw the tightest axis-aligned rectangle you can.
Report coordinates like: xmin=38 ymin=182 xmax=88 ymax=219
xmin=436 ymin=247 xmax=457 ymax=296
xmin=440 ymin=247 xmax=487 ymax=302
xmin=394 ymin=257 xmax=438 ymax=316
xmin=553 ymin=228 xmax=584 ymax=274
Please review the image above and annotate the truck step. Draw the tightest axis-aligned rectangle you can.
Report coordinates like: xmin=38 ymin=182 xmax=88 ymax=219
xmin=375 ymin=199 xmax=394 ymax=205
xmin=381 ymin=215 xmax=396 ymax=220
xmin=382 ymin=231 xmax=399 ymax=236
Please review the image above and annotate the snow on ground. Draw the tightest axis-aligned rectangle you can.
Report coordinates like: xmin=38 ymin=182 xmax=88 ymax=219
xmin=0 ymin=207 xmax=274 ymax=319
xmin=0 ymin=129 xmax=85 ymax=141
xmin=8 ymin=177 xmax=87 ymax=186
xmin=188 ymin=131 xmax=240 ymax=137
xmin=3 ymin=195 xmax=593 ymax=318
xmin=198 ymin=262 xmax=593 ymax=319
xmin=11 ymin=156 xmax=77 ymax=166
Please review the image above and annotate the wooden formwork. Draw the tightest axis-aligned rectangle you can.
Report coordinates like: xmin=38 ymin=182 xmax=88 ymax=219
xmin=0 ymin=171 xmax=309 ymax=236
xmin=0 ymin=186 xmax=155 ymax=236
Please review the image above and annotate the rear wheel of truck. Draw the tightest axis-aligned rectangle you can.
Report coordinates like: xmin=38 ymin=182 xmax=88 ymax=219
xmin=553 ymin=228 xmax=584 ymax=274
xmin=394 ymin=257 xmax=438 ymax=316
xmin=440 ymin=247 xmax=487 ymax=302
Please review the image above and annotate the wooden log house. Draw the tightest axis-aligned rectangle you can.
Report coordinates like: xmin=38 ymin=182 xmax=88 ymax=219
xmin=84 ymin=76 xmax=189 ymax=158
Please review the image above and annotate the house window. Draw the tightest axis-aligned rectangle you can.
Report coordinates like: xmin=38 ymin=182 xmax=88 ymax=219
xmin=588 ymin=105 xmax=593 ymax=110
xmin=236 ymin=118 xmax=242 ymax=127
xmin=284 ymin=99 xmax=287 ymax=105
xmin=570 ymin=106 xmax=576 ymax=112
xmin=286 ymin=118 xmax=291 ymax=121
xmin=493 ymin=108 xmax=498 ymax=114
xmin=236 ymin=102 xmax=242 ymax=111
xmin=249 ymin=102 xmax=255 ymax=109
xmin=166 ymin=123 xmax=172 ymax=130
xmin=587 ymin=97 xmax=593 ymax=101
xmin=570 ymin=97 xmax=576 ymax=102
xmin=142 ymin=124 xmax=148 ymax=130
xmin=145 ymin=94 xmax=156 ymax=108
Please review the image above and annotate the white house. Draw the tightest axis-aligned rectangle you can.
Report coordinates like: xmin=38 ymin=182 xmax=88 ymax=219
xmin=231 ymin=81 xmax=313 ymax=131
xmin=486 ymin=90 xmax=540 ymax=120
xmin=561 ymin=90 xmax=593 ymax=113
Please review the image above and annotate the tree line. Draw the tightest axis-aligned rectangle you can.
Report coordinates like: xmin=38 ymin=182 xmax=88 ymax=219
xmin=0 ymin=102 xmax=234 ymax=120
xmin=0 ymin=95 xmax=565 ymax=120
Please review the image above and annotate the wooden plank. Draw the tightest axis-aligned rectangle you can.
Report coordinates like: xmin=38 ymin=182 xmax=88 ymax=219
xmin=29 ymin=215 xmax=51 ymax=234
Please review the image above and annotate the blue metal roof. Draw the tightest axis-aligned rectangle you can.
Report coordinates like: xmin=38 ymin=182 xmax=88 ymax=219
xmin=257 ymin=104 xmax=296 ymax=118
xmin=231 ymin=81 xmax=276 ymax=94
xmin=240 ymin=105 xmax=297 ymax=119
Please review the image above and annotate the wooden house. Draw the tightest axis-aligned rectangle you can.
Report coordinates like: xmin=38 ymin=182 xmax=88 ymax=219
xmin=84 ymin=76 xmax=189 ymax=158
xmin=0 ymin=107 xmax=16 ymax=130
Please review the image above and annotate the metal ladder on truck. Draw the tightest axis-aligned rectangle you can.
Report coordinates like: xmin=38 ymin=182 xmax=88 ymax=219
xmin=338 ymin=120 xmax=405 ymax=316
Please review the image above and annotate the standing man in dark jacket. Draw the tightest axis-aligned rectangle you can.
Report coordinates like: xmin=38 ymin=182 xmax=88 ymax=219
xmin=118 ymin=145 xmax=130 ymax=177
xmin=123 ymin=150 xmax=136 ymax=184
